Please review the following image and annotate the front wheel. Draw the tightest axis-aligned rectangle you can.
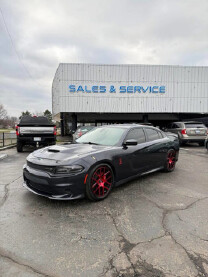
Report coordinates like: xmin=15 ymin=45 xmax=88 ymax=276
xmin=86 ymin=164 xmax=114 ymax=201
xmin=163 ymin=149 xmax=176 ymax=172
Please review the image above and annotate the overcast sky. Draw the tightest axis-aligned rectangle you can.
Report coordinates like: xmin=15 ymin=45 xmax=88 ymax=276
xmin=0 ymin=0 xmax=208 ymax=117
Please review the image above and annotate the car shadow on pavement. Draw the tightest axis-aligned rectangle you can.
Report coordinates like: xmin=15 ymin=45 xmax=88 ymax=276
xmin=21 ymin=170 xmax=162 ymax=210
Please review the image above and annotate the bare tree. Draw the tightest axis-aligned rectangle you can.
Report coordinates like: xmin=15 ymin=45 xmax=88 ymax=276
xmin=0 ymin=104 xmax=7 ymax=120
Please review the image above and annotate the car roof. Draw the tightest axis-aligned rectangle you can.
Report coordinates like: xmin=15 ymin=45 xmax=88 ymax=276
xmin=183 ymin=121 xmax=204 ymax=124
xmin=98 ymin=124 xmax=157 ymax=129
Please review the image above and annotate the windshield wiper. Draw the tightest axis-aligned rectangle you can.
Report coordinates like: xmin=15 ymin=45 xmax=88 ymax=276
xmin=83 ymin=142 xmax=100 ymax=145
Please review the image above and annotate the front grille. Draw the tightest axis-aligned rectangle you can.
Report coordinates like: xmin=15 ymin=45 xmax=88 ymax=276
xmin=27 ymin=161 xmax=55 ymax=174
xmin=25 ymin=178 xmax=72 ymax=197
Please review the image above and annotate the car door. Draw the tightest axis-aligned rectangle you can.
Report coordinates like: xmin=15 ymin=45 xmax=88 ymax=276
xmin=120 ymin=128 xmax=150 ymax=178
xmin=143 ymin=128 xmax=167 ymax=169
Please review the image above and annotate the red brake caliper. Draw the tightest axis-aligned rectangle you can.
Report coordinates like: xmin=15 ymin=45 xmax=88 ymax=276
xmin=168 ymin=151 xmax=175 ymax=169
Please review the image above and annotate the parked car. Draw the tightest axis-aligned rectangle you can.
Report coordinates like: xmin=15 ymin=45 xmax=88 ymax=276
xmin=73 ymin=126 xmax=95 ymax=141
xmin=16 ymin=116 xmax=56 ymax=152
xmin=23 ymin=124 xmax=179 ymax=201
xmin=205 ymin=137 xmax=208 ymax=150
xmin=166 ymin=121 xmax=207 ymax=146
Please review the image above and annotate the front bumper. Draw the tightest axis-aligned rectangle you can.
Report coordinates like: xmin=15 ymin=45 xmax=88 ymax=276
xmin=23 ymin=165 xmax=85 ymax=200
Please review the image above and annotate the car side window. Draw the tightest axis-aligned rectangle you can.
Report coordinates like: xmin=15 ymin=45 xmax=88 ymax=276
xmin=174 ymin=123 xmax=180 ymax=128
xmin=125 ymin=128 xmax=146 ymax=144
xmin=146 ymin=128 xmax=161 ymax=141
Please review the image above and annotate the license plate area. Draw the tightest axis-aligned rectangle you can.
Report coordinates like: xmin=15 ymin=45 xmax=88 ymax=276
xmin=34 ymin=137 xmax=41 ymax=141
xmin=195 ymin=130 xmax=201 ymax=134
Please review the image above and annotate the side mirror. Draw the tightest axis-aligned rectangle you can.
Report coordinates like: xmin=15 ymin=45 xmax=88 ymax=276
xmin=123 ymin=139 xmax=138 ymax=146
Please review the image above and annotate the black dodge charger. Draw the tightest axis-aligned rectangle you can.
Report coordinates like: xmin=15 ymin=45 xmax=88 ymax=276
xmin=23 ymin=124 xmax=179 ymax=201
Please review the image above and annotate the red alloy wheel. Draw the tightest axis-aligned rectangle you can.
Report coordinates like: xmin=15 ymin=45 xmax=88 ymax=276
xmin=90 ymin=165 xmax=113 ymax=198
xmin=167 ymin=150 xmax=176 ymax=170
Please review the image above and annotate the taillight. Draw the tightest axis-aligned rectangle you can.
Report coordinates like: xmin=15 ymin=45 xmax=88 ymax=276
xmin=181 ymin=129 xmax=186 ymax=135
xmin=16 ymin=126 xmax=19 ymax=136
xmin=53 ymin=126 xmax=57 ymax=135
xmin=78 ymin=131 xmax=83 ymax=137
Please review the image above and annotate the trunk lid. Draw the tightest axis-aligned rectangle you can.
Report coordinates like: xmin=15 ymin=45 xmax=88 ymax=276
xmin=185 ymin=123 xmax=207 ymax=136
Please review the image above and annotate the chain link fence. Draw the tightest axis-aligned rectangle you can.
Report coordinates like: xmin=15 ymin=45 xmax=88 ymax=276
xmin=0 ymin=132 xmax=17 ymax=148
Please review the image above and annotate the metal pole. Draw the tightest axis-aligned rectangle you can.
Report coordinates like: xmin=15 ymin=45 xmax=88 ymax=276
xmin=60 ymin=112 xmax=64 ymax=136
xmin=3 ymin=132 xmax=4 ymax=147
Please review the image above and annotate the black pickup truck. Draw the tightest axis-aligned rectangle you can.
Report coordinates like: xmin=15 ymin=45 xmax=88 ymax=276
xmin=16 ymin=116 xmax=56 ymax=152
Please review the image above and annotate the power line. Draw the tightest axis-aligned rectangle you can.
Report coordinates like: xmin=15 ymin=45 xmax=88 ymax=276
xmin=0 ymin=6 xmax=42 ymax=87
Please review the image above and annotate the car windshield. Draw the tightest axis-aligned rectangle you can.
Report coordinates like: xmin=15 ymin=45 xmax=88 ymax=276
xmin=79 ymin=126 xmax=94 ymax=132
xmin=76 ymin=127 xmax=126 ymax=146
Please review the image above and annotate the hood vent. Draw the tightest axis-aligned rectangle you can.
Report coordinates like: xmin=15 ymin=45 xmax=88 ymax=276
xmin=48 ymin=148 xmax=60 ymax=153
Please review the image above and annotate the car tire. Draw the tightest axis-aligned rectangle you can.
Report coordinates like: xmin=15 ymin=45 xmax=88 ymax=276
xmin=198 ymin=142 xmax=204 ymax=146
xmin=163 ymin=149 xmax=176 ymax=172
xmin=17 ymin=142 xmax=23 ymax=152
xmin=178 ymin=137 xmax=185 ymax=146
xmin=180 ymin=140 xmax=186 ymax=146
xmin=86 ymin=163 xmax=114 ymax=201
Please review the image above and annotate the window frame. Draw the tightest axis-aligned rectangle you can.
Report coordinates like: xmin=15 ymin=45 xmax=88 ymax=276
xmin=124 ymin=127 xmax=146 ymax=145
xmin=144 ymin=127 xmax=163 ymax=142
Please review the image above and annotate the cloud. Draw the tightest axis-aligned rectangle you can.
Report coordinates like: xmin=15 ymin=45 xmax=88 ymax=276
xmin=0 ymin=0 xmax=208 ymax=117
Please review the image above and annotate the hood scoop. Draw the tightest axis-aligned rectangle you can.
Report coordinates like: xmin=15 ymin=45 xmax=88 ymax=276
xmin=48 ymin=149 xmax=60 ymax=153
xmin=47 ymin=145 xmax=69 ymax=153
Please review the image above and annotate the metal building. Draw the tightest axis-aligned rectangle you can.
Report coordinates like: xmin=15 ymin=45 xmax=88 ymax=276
xmin=52 ymin=63 xmax=208 ymax=134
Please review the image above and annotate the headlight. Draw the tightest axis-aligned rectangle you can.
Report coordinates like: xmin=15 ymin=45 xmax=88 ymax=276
xmin=55 ymin=165 xmax=84 ymax=174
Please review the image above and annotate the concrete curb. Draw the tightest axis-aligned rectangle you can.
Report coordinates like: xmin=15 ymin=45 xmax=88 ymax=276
xmin=0 ymin=144 xmax=16 ymax=151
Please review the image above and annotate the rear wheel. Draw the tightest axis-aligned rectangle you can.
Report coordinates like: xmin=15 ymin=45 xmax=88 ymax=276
xmin=164 ymin=149 xmax=176 ymax=172
xmin=17 ymin=141 xmax=23 ymax=152
xmin=86 ymin=164 xmax=114 ymax=201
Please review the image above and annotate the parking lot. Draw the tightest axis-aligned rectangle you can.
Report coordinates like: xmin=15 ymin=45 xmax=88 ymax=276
xmin=0 ymin=145 xmax=208 ymax=277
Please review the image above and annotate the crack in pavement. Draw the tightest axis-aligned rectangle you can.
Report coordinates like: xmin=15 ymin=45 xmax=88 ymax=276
xmin=102 ymin=206 xmax=169 ymax=276
xmin=141 ymin=188 xmax=208 ymax=275
xmin=101 ymin=186 xmax=208 ymax=276
xmin=0 ymin=250 xmax=56 ymax=277
xmin=140 ymin=187 xmax=208 ymax=212
xmin=161 ymin=207 xmax=208 ymax=276
xmin=0 ymin=175 xmax=22 ymax=207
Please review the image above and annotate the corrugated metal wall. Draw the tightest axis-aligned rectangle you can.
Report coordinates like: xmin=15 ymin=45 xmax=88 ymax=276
xmin=52 ymin=63 xmax=208 ymax=115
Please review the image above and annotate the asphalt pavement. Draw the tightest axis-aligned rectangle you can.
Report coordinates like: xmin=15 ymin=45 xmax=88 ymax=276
xmin=0 ymin=145 xmax=208 ymax=277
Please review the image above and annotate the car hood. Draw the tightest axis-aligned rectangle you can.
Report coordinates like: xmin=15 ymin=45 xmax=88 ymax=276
xmin=29 ymin=143 xmax=112 ymax=165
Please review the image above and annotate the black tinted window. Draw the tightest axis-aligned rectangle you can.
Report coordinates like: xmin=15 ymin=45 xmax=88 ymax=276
xmin=19 ymin=116 xmax=52 ymax=125
xmin=146 ymin=128 xmax=160 ymax=141
xmin=125 ymin=128 xmax=146 ymax=144
xmin=171 ymin=123 xmax=180 ymax=129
